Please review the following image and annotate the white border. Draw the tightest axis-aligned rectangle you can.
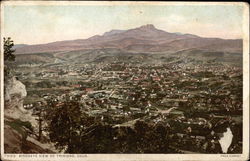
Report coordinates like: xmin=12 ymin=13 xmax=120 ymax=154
xmin=0 ymin=1 xmax=249 ymax=161
xmin=1 ymin=0 xmax=5 ymax=158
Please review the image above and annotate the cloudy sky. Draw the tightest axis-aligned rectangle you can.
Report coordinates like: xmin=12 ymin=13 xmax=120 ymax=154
xmin=3 ymin=2 xmax=244 ymax=44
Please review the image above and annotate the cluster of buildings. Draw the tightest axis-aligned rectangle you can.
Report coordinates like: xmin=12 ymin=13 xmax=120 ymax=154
xmin=17 ymin=61 xmax=242 ymax=153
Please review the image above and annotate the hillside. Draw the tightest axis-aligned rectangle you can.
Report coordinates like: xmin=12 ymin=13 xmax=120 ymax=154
xmin=4 ymin=77 xmax=56 ymax=153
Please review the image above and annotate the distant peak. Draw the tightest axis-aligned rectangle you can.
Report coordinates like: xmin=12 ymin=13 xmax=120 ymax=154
xmin=138 ymin=24 xmax=156 ymax=30
xmin=103 ymin=29 xmax=125 ymax=36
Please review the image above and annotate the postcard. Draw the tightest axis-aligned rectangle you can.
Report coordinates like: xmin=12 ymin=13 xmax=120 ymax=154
xmin=0 ymin=1 xmax=249 ymax=161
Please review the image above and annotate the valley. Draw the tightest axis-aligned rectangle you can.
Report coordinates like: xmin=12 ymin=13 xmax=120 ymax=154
xmin=5 ymin=24 xmax=243 ymax=154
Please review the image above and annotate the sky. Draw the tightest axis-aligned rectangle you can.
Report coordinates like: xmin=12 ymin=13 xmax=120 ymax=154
xmin=3 ymin=3 xmax=244 ymax=45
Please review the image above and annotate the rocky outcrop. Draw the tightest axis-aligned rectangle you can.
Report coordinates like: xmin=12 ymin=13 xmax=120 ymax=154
xmin=4 ymin=76 xmax=56 ymax=154
xmin=4 ymin=77 xmax=33 ymax=122
xmin=5 ymin=77 xmax=27 ymax=101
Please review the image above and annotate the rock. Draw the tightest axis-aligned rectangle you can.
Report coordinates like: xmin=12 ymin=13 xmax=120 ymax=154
xmin=4 ymin=76 xmax=57 ymax=154
xmin=4 ymin=77 xmax=34 ymax=123
xmin=5 ymin=77 xmax=27 ymax=102
xmin=5 ymin=76 xmax=27 ymax=113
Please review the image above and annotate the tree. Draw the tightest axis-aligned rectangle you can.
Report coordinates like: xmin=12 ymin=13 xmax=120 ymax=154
xmin=45 ymin=100 xmax=83 ymax=152
xmin=4 ymin=37 xmax=15 ymax=61
xmin=36 ymin=81 xmax=55 ymax=88
xmin=4 ymin=37 xmax=16 ymax=78
xmin=44 ymin=99 xmax=173 ymax=153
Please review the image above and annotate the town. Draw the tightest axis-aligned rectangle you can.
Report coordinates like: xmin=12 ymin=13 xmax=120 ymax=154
xmin=12 ymin=60 xmax=243 ymax=153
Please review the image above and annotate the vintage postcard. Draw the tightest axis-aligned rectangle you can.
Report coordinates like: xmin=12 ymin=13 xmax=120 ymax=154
xmin=0 ymin=1 xmax=249 ymax=161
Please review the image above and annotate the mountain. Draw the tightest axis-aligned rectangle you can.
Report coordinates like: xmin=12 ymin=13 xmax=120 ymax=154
xmin=14 ymin=24 xmax=243 ymax=54
xmin=103 ymin=29 xmax=125 ymax=36
xmin=13 ymin=44 xmax=28 ymax=49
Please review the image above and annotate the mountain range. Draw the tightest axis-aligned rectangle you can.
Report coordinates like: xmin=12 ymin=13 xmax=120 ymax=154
xmin=12 ymin=24 xmax=243 ymax=67
xmin=14 ymin=24 xmax=242 ymax=54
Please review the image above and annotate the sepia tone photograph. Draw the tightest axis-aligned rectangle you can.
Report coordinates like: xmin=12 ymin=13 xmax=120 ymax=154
xmin=0 ymin=1 xmax=249 ymax=161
